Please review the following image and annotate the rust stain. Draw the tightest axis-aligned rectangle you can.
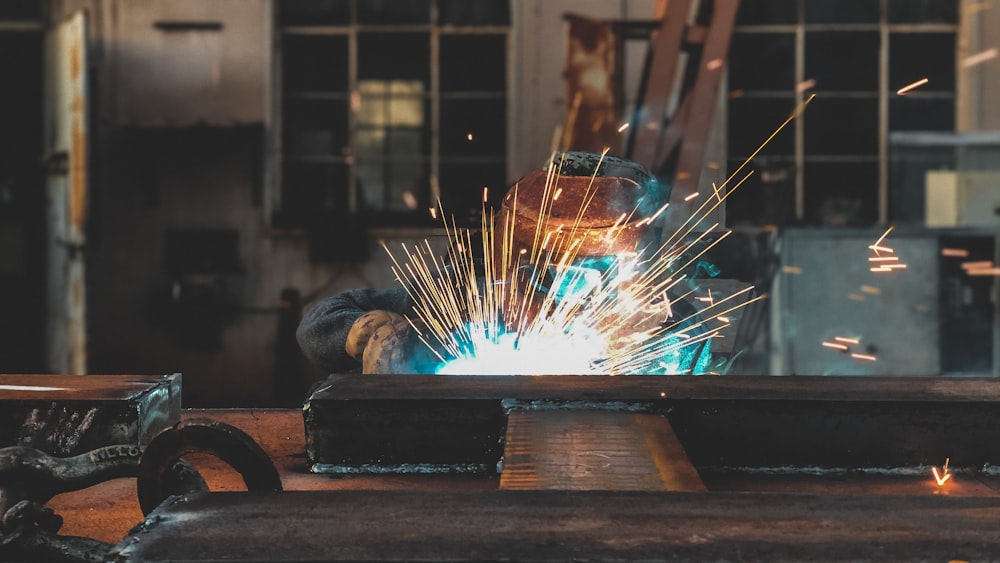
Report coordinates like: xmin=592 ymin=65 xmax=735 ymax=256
xmin=69 ymin=41 xmax=81 ymax=81
xmin=564 ymin=15 xmax=621 ymax=153
xmin=69 ymin=121 xmax=87 ymax=233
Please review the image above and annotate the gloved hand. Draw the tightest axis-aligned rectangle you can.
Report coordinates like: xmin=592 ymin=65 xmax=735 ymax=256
xmin=346 ymin=310 xmax=415 ymax=374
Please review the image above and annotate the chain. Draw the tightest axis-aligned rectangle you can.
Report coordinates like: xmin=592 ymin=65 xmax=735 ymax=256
xmin=0 ymin=500 xmax=63 ymax=546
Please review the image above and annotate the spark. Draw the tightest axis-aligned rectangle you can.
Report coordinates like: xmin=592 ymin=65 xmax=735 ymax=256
xmin=966 ymin=267 xmax=1000 ymax=276
xmin=429 ymin=207 xmax=438 ymax=220
xmin=659 ymin=391 xmax=666 ymax=397
xmin=483 ymin=187 xmax=488 ymax=203
xmin=940 ymin=248 xmax=969 ymax=257
xmin=848 ymin=293 xmax=865 ymax=302
xmin=962 ymin=48 xmax=998 ymax=67
xmin=684 ymin=192 xmax=700 ymax=202
xmin=467 ymin=132 xmax=474 ymax=141
xmin=835 ymin=336 xmax=859 ymax=344
xmin=870 ymin=267 xmax=892 ymax=273
xmin=617 ymin=123 xmax=630 ymax=133
xmin=796 ymin=78 xmax=816 ymax=92
xmin=707 ymin=161 xmax=721 ymax=170
xmin=872 ymin=225 xmax=894 ymax=248
xmin=851 ymin=353 xmax=877 ymax=361
xmin=782 ymin=265 xmax=803 ymax=274
xmin=382 ymin=96 xmax=813 ymax=376
xmin=706 ymin=58 xmax=724 ymax=70
xmin=860 ymin=285 xmax=881 ymax=295
xmin=962 ymin=260 xmax=993 ymax=270
xmin=932 ymin=458 xmax=952 ymax=486
xmin=896 ymin=78 xmax=929 ymax=95
xmin=0 ymin=385 xmax=68 ymax=392
xmin=822 ymin=342 xmax=849 ymax=351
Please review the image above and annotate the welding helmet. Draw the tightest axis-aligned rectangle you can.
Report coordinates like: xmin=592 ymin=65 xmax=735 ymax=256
xmin=494 ymin=151 xmax=672 ymax=303
xmin=498 ymin=151 xmax=670 ymax=263
xmin=493 ymin=151 xmax=711 ymax=375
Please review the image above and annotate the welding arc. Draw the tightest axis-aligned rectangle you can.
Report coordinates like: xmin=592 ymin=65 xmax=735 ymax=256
xmin=137 ymin=418 xmax=282 ymax=515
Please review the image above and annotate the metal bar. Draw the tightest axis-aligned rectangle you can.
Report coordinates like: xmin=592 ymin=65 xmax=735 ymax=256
xmin=109 ymin=489 xmax=1000 ymax=561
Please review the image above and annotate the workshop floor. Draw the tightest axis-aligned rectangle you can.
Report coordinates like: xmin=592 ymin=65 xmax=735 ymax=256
xmin=46 ymin=409 xmax=1000 ymax=545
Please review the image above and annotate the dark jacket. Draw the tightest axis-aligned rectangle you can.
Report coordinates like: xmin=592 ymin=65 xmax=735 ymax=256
xmin=296 ymin=287 xmax=414 ymax=374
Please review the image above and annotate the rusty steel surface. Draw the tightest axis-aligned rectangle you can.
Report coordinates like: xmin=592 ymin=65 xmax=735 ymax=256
xmin=110 ymin=489 xmax=1000 ymax=561
xmin=0 ymin=374 xmax=181 ymax=457
xmin=501 ymin=410 xmax=705 ymax=491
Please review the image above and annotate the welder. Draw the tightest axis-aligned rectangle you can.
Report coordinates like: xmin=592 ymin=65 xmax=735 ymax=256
xmin=296 ymin=151 xmax=711 ymax=375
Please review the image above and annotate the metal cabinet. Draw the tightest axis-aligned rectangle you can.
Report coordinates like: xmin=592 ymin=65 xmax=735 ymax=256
xmin=108 ymin=0 xmax=270 ymax=126
xmin=774 ymin=228 xmax=942 ymax=376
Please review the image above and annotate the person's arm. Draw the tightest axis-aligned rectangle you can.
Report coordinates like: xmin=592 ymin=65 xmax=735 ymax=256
xmin=296 ymin=287 xmax=414 ymax=373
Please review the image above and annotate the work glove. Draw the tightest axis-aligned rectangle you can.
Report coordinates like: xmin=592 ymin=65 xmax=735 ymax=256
xmin=346 ymin=310 xmax=416 ymax=374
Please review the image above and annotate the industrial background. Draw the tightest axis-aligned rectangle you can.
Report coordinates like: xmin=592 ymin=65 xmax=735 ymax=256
xmin=0 ymin=0 xmax=997 ymax=407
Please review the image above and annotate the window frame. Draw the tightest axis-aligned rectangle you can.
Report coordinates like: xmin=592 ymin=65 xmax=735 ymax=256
xmin=727 ymin=0 xmax=958 ymax=226
xmin=273 ymin=1 xmax=511 ymax=230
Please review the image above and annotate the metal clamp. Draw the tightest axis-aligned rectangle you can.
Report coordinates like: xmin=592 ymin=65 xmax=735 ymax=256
xmin=137 ymin=418 xmax=282 ymax=515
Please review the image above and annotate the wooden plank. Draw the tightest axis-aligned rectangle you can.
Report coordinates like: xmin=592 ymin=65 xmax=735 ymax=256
xmin=500 ymin=411 xmax=705 ymax=491
xmin=110 ymin=489 xmax=1000 ymax=561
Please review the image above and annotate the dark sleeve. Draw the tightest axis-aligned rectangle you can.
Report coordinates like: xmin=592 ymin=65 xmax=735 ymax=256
xmin=296 ymin=287 xmax=415 ymax=374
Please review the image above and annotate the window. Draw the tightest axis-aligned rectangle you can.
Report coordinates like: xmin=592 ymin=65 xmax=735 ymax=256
xmin=725 ymin=0 xmax=957 ymax=227
xmin=276 ymin=0 xmax=510 ymax=229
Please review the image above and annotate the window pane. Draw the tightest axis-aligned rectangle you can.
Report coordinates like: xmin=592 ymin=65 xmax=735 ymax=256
xmin=358 ymin=160 xmax=430 ymax=213
xmin=736 ymin=0 xmax=797 ymax=25
xmin=728 ymin=33 xmax=794 ymax=92
xmin=441 ymin=35 xmax=506 ymax=92
xmin=283 ymin=99 xmax=348 ymax=156
xmin=724 ymin=157 xmax=797 ymax=226
xmin=281 ymin=162 xmax=350 ymax=216
xmin=357 ymin=0 xmax=431 ymax=24
xmin=278 ymin=0 xmax=350 ymax=26
xmin=805 ymin=0 xmax=878 ymax=23
xmin=0 ymin=0 xmax=42 ymax=19
xmin=890 ymin=33 xmax=954 ymax=93
xmin=359 ymin=33 xmax=429 ymax=82
xmin=805 ymin=32 xmax=879 ymax=91
xmin=358 ymin=80 xmax=426 ymax=127
xmin=357 ymin=162 xmax=386 ymax=209
xmin=888 ymin=0 xmax=959 ymax=23
xmin=439 ymin=162 xmax=508 ymax=226
xmin=727 ymin=97 xmax=796 ymax=158
xmin=803 ymin=162 xmax=878 ymax=226
xmin=889 ymin=98 xmax=955 ymax=130
xmin=439 ymin=0 xmax=510 ymax=26
xmin=388 ymin=127 xmax=425 ymax=156
xmin=804 ymin=98 xmax=878 ymax=155
xmin=440 ymin=100 xmax=506 ymax=156
xmin=282 ymin=35 xmax=348 ymax=92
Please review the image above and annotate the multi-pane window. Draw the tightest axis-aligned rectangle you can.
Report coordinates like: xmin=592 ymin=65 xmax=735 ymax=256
xmin=725 ymin=0 xmax=957 ymax=227
xmin=276 ymin=0 xmax=510 ymax=229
